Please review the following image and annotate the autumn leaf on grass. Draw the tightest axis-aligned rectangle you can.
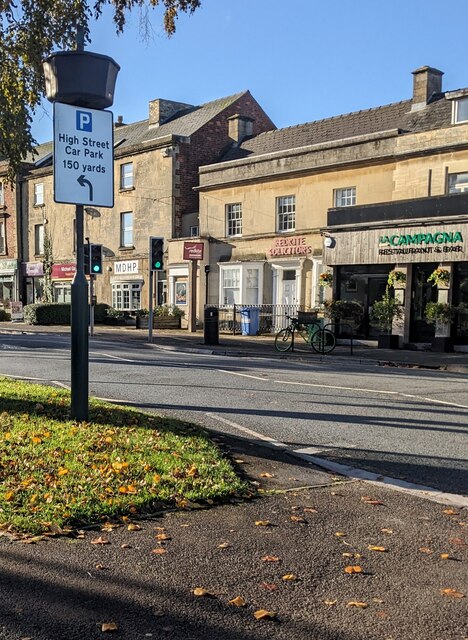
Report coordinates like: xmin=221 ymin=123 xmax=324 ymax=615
xmin=58 ymin=467 xmax=69 ymax=476
xmin=346 ymin=601 xmax=368 ymax=608
xmin=441 ymin=588 xmax=465 ymax=598
xmin=101 ymin=622 xmax=118 ymax=632
xmin=253 ymin=609 xmax=277 ymax=620
xmin=193 ymin=587 xmax=214 ymax=597
xmin=344 ymin=565 xmax=363 ymax=574
xmin=255 ymin=520 xmax=273 ymax=527
xmin=261 ymin=555 xmax=280 ymax=563
xmin=127 ymin=523 xmax=141 ymax=531
xmin=229 ymin=596 xmax=246 ymax=607
xmin=91 ymin=537 xmax=110 ymax=545
xmin=368 ymin=545 xmax=387 ymax=552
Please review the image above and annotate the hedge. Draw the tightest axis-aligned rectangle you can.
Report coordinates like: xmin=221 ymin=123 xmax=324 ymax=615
xmin=24 ymin=303 xmax=71 ymax=325
xmin=0 ymin=309 xmax=11 ymax=322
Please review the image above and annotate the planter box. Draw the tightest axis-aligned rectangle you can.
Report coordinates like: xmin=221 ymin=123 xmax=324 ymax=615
xmin=431 ymin=337 xmax=454 ymax=353
xmin=378 ymin=334 xmax=400 ymax=349
xmin=136 ymin=316 xmax=181 ymax=330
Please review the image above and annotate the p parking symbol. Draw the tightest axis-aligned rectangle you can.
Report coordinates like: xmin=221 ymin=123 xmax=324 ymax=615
xmin=76 ymin=110 xmax=92 ymax=132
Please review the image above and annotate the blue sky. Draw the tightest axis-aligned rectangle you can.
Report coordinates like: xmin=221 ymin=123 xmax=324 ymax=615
xmin=32 ymin=0 xmax=468 ymax=143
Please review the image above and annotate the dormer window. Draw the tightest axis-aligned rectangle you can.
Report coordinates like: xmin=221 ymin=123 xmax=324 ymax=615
xmin=452 ymin=97 xmax=468 ymax=124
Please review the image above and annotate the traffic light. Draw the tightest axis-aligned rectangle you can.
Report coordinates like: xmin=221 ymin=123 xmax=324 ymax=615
xmin=150 ymin=237 xmax=164 ymax=271
xmin=90 ymin=244 xmax=103 ymax=275
xmin=83 ymin=244 xmax=90 ymax=275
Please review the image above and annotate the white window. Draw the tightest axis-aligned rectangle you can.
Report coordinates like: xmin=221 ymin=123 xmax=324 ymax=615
xmin=34 ymin=183 xmax=44 ymax=206
xmin=276 ymin=195 xmax=295 ymax=232
xmin=53 ymin=283 xmax=72 ymax=304
xmin=226 ymin=203 xmax=242 ymax=236
xmin=453 ymin=97 xmax=468 ymax=124
xmin=120 ymin=162 xmax=133 ymax=189
xmin=112 ymin=282 xmax=141 ymax=311
xmin=334 ymin=187 xmax=356 ymax=207
xmin=219 ymin=262 xmax=263 ymax=305
xmin=447 ymin=172 xmax=468 ymax=194
xmin=0 ymin=220 xmax=5 ymax=253
xmin=120 ymin=211 xmax=133 ymax=247
xmin=190 ymin=225 xmax=199 ymax=237
xmin=34 ymin=224 xmax=44 ymax=255
xmin=0 ymin=182 xmax=4 ymax=207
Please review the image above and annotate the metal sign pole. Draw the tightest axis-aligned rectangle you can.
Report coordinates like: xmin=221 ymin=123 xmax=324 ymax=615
xmin=89 ymin=274 xmax=95 ymax=337
xmin=71 ymin=203 xmax=89 ymax=421
xmin=148 ymin=268 xmax=154 ymax=343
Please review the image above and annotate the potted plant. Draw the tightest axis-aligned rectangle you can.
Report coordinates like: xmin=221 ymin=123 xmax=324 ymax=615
xmin=369 ymin=287 xmax=403 ymax=349
xmin=323 ymin=300 xmax=364 ymax=338
xmin=154 ymin=305 xmax=184 ymax=329
xmin=135 ymin=308 xmax=149 ymax=329
xmin=318 ymin=271 xmax=333 ymax=288
xmin=387 ymin=269 xmax=406 ymax=288
xmin=104 ymin=307 xmax=127 ymax=325
xmin=427 ymin=267 xmax=450 ymax=288
xmin=424 ymin=302 xmax=456 ymax=352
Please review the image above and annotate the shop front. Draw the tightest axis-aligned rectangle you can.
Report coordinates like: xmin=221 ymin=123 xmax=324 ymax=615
xmin=324 ymin=218 xmax=468 ymax=347
xmin=51 ymin=263 xmax=76 ymax=303
xmin=0 ymin=259 xmax=19 ymax=307
xmin=23 ymin=261 xmax=44 ymax=304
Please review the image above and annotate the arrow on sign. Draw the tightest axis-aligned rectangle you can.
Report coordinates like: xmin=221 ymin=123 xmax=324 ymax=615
xmin=77 ymin=175 xmax=94 ymax=202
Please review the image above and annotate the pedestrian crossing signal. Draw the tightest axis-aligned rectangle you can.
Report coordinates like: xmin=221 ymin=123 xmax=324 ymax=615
xmin=150 ymin=237 xmax=164 ymax=271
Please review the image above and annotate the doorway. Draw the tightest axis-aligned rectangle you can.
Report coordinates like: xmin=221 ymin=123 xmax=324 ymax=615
xmin=409 ymin=263 xmax=438 ymax=342
xmin=281 ymin=270 xmax=297 ymax=305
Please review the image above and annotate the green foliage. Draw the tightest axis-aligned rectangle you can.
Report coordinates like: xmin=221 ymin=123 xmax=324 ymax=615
xmin=323 ymin=300 xmax=363 ymax=326
xmin=0 ymin=309 xmax=11 ymax=321
xmin=0 ymin=0 xmax=202 ymax=180
xmin=427 ymin=267 xmax=450 ymax=287
xmin=154 ymin=304 xmax=185 ymax=317
xmin=0 ymin=377 xmax=246 ymax=533
xmin=370 ymin=288 xmax=403 ymax=334
xmin=318 ymin=271 xmax=333 ymax=287
xmin=387 ymin=269 xmax=406 ymax=288
xmin=23 ymin=303 xmax=71 ymax=325
xmin=93 ymin=302 xmax=111 ymax=322
xmin=424 ymin=302 xmax=456 ymax=325
xmin=42 ymin=227 xmax=54 ymax=303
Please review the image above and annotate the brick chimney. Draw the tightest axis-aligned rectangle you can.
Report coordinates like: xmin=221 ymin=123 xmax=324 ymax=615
xmin=228 ymin=114 xmax=254 ymax=143
xmin=411 ymin=66 xmax=443 ymax=111
xmin=149 ymin=98 xmax=193 ymax=127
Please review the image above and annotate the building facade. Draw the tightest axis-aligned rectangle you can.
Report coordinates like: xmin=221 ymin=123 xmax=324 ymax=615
xmin=0 ymin=162 xmax=20 ymax=308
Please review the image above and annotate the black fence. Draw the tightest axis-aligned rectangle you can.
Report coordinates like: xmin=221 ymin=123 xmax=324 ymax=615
xmin=209 ymin=304 xmax=304 ymax=335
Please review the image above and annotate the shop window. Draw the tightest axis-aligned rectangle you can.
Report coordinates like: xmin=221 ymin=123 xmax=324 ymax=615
xmin=226 ymin=203 xmax=242 ymax=237
xmin=276 ymin=195 xmax=295 ymax=232
xmin=34 ymin=224 xmax=44 ymax=255
xmin=219 ymin=263 xmax=263 ymax=305
xmin=452 ymin=97 xmax=468 ymax=124
xmin=34 ymin=183 xmax=44 ymax=206
xmin=0 ymin=182 xmax=4 ymax=207
xmin=447 ymin=172 xmax=468 ymax=194
xmin=334 ymin=187 xmax=356 ymax=207
xmin=0 ymin=220 xmax=5 ymax=254
xmin=120 ymin=162 xmax=133 ymax=189
xmin=112 ymin=282 xmax=141 ymax=311
xmin=120 ymin=211 xmax=133 ymax=247
xmin=53 ymin=283 xmax=72 ymax=304
xmin=190 ymin=225 xmax=199 ymax=237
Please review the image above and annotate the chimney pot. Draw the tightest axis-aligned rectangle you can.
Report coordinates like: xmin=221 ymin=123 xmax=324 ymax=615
xmin=149 ymin=98 xmax=193 ymax=127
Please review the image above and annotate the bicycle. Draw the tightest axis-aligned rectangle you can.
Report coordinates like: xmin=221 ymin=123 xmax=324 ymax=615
xmin=274 ymin=314 xmax=336 ymax=354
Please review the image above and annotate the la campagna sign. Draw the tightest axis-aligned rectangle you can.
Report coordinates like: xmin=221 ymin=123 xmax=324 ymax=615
xmin=378 ymin=230 xmax=464 ymax=256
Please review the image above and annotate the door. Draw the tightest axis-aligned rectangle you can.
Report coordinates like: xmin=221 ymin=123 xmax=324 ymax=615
xmin=367 ymin=276 xmax=389 ymax=337
xmin=410 ymin=263 xmax=438 ymax=342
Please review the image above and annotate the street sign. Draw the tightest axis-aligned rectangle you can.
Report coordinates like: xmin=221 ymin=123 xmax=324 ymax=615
xmin=183 ymin=241 xmax=204 ymax=261
xmin=53 ymin=102 xmax=114 ymax=207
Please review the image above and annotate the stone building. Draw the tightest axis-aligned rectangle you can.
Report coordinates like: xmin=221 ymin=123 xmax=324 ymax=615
xmin=19 ymin=92 xmax=274 ymax=314
xmin=0 ymin=161 xmax=20 ymax=307
xmin=191 ymin=66 xmax=468 ymax=348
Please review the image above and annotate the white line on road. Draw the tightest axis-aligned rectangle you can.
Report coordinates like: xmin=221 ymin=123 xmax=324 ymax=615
xmin=206 ymin=412 xmax=285 ymax=448
xmin=90 ymin=351 xmax=141 ymax=363
xmin=217 ymin=369 xmax=269 ymax=381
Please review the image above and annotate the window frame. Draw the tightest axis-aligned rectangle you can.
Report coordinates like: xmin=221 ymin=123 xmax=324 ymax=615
xmin=112 ymin=282 xmax=141 ymax=311
xmin=120 ymin=211 xmax=133 ymax=248
xmin=34 ymin=182 xmax=44 ymax=206
xmin=334 ymin=186 xmax=356 ymax=207
xmin=218 ymin=262 xmax=263 ymax=305
xmin=0 ymin=218 xmax=5 ymax=254
xmin=189 ymin=225 xmax=199 ymax=237
xmin=34 ymin=223 xmax=44 ymax=255
xmin=276 ymin=195 xmax=296 ymax=233
xmin=120 ymin=162 xmax=134 ymax=190
xmin=0 ymin=181 xmax=4 ymax=207
xmin=226 ymin=202 xmax=243 ymax=237
xmin=447 ymin=172 xmax=468 ymax=194
xmin=452 ymin=97 xmax=468 ymax=125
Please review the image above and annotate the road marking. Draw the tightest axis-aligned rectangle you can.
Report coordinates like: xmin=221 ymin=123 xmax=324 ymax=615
xmin=208 ymin=410 xmax=468 ymax=508
xmin=218 ymin=368 xmax=468 ymax=410
xmin=90 ymin=351 xmax=140 ymax=363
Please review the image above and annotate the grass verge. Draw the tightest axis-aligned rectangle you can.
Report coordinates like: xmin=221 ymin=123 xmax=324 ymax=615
xmin=0 ymin=377 xmax=247 ymax=534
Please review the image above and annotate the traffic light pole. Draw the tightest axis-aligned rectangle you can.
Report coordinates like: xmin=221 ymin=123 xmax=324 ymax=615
xmin=148 ymin=268 xmax=154 ymax=343
xmin=71 ymin=203 xmax=89 ymax=421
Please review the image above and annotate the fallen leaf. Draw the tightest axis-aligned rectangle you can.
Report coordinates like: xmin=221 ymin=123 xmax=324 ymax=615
xmin=368 ymin=545 xmax=387 ymax=552
xmin=449 ymin=537 xmax=467 ymax=547
xmin=361 ymin=497 xmax=384 ymax=505
xmin=440 ymin=553 xmax=451 ymax=560
xmin=101 ymin=622 xmax=118 ymax=632
xmin=441 ymin=588 xmax=465 ymax=598
xmin=376 ymin=611 xmax=389 ymax=619
xmin=95 ymin=563 xmax=108 ymax=570
xmin=372 ymin=598 xmax=384 ymax=604
xmin=91 ymin=537 xmax=110 ymax=545
xmin=193 ymin=587 xmax=213 ymax=597
xmin=304 ymin=507 xmax=318 ymax=513
xmin=127 ymin=523 xmax=141 ymax=531
xmin=229 ymin=596 xmax=246 ymax=607
xmin=234 ymin=459 xmax=245 ymax=464
xmin=261 ymin=582 xmax=278 ymax=591
xmin=282 ymin=574 xmax=298 ymax=581
xmin=443 ymin=509 xmax=459 ymax=516
xmin=253 ymin=609 xmax=276 ymax=620
xmin=381 ymin=528 xmax=393 ymax=534
xmin=58 ymin=467 xmax=69 ymax=476
xmin=324 ymin=599 xmax=337 ymax=606
xmin=260 ymin=472 xmax=274 ymax=478
xmin=155 ymin=533 xmax=171 ymax=541
xmin=419 ymin=547 xmax=433 ymax=554
xmin=290 ymin=515 xmax=307 ymax=523
xmin=346 ymin=601 xmax=368 ymax=608
xmin=344 ymin=565 xmax=363 ymax=574
xmin=261 ymin=555 xmax=280 ymax=562
xmin=151 ymin=548 xmax=167 ymax=555
xmin=121 ymin=543 xmax=131 ymax=549
xmin=255 ymin=520 xmax=272 ymax=527
xmin=335 ymin=532 xmax=346 ymax=537
xmin=218 ymin=542 xmax=230 ymax=549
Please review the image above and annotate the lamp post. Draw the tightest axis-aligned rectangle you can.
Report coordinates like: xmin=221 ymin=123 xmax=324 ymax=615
xmin=43 ymin=30 xmax=119 ymax=421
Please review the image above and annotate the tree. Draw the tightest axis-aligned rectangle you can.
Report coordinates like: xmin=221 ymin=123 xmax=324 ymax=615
xmin=0 ymin=0 xmax=202 ymax=181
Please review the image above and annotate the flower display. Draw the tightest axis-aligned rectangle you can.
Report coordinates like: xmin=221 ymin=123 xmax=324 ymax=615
xmin=387 ymin=270 xmax=406 ymax=288
xmin=319 ymin=271 xmax=333 ymax=287
xmin=427 ymin=268 xmax=450 ymax=287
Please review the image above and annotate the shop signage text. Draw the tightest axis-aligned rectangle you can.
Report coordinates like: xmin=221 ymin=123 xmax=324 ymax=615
xmin=269 ymin=236 xmax=312 ymax=257
xmin=184 ymin=242 xmax=204 ymax=261
xmin=52 ymin=263 xmax=76 ymax=279
xmin=378 ymin=230 xmax=464 ymax=256
xmin=114 ymin=260 xmax=139 ymax=275
xmin=0 ymin=259 xmax=18 ymax=273
xmin=24 ymin=262 xmax=44 ymax=277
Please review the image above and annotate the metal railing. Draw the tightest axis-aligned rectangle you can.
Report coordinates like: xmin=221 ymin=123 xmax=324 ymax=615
xmin=210 ymin=304 xmax=304 ymax=335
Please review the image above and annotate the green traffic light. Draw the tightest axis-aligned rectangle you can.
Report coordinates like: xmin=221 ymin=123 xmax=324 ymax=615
xmin=93 ymin=265 xmax=101 ymax=273
xmin=155 ymin=261 xmax=161 ymax=268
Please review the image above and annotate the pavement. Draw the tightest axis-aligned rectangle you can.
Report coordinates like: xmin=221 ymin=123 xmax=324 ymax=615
xmin=1 ymin=322 xmax=467 ymax=639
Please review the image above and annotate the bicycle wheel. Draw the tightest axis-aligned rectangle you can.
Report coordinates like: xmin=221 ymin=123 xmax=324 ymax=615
xmin=275 ymin=327 xmax=294 ymax=352
xmin=311 ymin=329 xmax=336 ymax=354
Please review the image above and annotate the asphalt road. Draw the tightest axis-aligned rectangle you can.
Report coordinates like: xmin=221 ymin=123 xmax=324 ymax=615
xmin=1 ymin=333 xmax=467 ymax=495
